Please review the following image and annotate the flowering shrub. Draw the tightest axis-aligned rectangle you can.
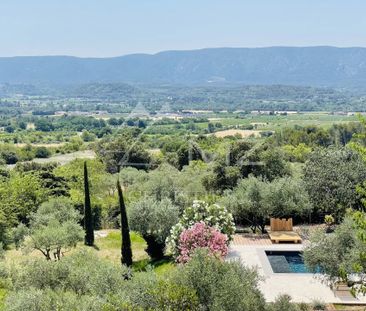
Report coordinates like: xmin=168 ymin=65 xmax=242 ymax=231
xmin=177 ymin=222 xmax=228 ymax=263
xmin=167 ymin=200 xmax=235 ymax=258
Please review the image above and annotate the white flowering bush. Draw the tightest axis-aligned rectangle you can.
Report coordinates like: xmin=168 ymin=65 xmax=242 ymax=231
xmin=167 ymin=200 xmax=235 ymax=258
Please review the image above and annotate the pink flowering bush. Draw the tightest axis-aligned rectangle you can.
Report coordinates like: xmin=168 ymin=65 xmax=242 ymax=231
xmin=177 ymin=222 xmax=228 ymax=263
xmin=166 ymin=201 xmax=235 ymax=259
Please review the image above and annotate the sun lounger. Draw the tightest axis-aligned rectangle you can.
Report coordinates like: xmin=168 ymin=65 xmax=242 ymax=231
xmin=268 ymin=231 xmax=302 ymax=244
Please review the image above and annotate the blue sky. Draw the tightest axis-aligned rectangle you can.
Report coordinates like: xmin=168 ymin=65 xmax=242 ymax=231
xmin=1 ymin=0 xmax=365 ymax=57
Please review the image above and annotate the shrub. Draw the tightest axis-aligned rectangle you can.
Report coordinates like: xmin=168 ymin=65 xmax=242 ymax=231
xmin=81 ymin=130 xmax=96 ymax=142
xmin=9 ymin=250 xmax=128 ymax=296
xmin=311 ymin=299 xmax=326 ymax=310
xmin=324 ymin=214 xmax=335 ymax=233
xmin=1 ymin=150 xmax=18 ymax=164
xmin=167 ymin=200 xmax=235 ymax=258
xmin=34 ymin=147 xmax=51 ymax=158
xmin=269 ymin=294 xmax=300 ymax=311
xmin=12 ymin=223 xmax=28 ymax=249
xmin=177 ymin=222 xmax=228 ymax=263
xmin=5 ymin=288 xmax=105 ymax=311
xmin=324 ymin=214 xmax=335 ymax=226
xmin=5 ymin=248 xmax=266 ymax=311
xmin=147 ymin=280 xmax=200 ymax=310
xmin=113 ymin=270 xmax=199 ymax=310
xmin=298 ymin=302 xmax=310 ymax=311
xmin=173 ymin=249 xmax=266 ymax=311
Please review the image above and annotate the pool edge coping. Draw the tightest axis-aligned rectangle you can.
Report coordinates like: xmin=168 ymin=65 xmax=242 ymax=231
xmin=256 ymin=247 xmax=315 ymax=277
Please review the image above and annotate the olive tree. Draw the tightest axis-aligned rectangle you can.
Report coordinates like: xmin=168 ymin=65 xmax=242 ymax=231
xmin=222 ymin=176 xmax=270 ymax=233
xmin=305 ymin=116 xmax=366 ymax=294
xmin=141 ymin=164 xmax=180 ymax=202
xmin=128 ymin=197 xmax=179 ymax=259
xmin=18 ymin=197 xmax=84 ymax=260
xmin=95 ymin=136 xmax=151 ymax=173
xmin=222 ymin=176 xmax=312 ymax=233
xmin=303 ymin=213 xmax=366 ymax=290
xmin=304 ymin=147 xmax=366 ymax=221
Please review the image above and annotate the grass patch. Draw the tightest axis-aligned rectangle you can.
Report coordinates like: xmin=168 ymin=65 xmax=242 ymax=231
xmin=4 ymin=230 xmax=175 ymax=274
xmin=153 ymin=261 xmax=175 ymax=275
xmin=92 ymin=230 xmax=175 ymax=274
xmin=132 ymin=257 xmax=175 ymax=275
xmin=97 ymin=230 xmax=146 ymax=249
xmin=0 ymin=288 xmax=7 ymax=310
xmin=91 ymin=230 xmax=148 ymax=264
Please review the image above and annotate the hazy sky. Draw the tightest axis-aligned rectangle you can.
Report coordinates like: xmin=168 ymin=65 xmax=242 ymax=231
xmin=1 ymin=0 xmax=366 ymax=57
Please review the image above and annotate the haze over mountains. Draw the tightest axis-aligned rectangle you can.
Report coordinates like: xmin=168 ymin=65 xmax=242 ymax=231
xmin=1 ymin=47 xmax=366 ymax=88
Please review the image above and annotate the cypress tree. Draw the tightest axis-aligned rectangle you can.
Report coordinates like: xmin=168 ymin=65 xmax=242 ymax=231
xmin=84 ymin=161 xmax=94 ymax=246
xmin=117 ymin=179 xmax=133 ymax=266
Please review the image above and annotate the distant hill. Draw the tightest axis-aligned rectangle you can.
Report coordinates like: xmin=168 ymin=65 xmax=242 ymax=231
xmin=1 ymin=47 xmax=366 ymax=87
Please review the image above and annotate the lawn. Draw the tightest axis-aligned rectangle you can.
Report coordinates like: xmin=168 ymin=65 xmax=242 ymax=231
xmin=93 ymin=229 xmax=148 ymax=263
xmin=4 ymin=229 xmax=174 ymax=274
xmin=94 ymin=230 xmax=174 ymax=273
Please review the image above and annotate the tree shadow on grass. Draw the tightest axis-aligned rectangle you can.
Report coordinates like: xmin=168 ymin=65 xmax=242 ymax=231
xmin=132 ymin=256 xmax=173 ymax=272
xmin=91 ymin=244 xmax=100 ymax=251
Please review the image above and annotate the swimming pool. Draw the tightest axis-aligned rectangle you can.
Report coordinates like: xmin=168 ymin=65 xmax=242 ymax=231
xmin=265 ymin=250 xmax=310 ymax=273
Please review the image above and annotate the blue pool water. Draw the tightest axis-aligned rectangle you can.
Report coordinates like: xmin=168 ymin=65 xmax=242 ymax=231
xmin=265 ymin=251 xmax=310 ymax=273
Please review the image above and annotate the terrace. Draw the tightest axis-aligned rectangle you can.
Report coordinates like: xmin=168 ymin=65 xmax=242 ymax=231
xmin=229 ymin=231 xmax=366 ymax=305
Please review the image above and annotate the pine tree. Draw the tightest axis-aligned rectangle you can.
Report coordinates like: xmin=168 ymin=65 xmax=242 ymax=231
xmin=117 ymin=179 xmax=133 ymax=266
xmin=84 ymin=161 xmax=94 ymax=246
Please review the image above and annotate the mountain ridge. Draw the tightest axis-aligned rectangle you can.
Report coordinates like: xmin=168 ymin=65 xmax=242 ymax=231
xmin=1 ymin=46 xmax=366 ymax=87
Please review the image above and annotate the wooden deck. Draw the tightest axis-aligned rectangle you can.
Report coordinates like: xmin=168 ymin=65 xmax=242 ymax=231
xmin=333 ymin=283 xmax=358 ymax=302
xmin=232 ymin=234 xmax=272 ymax=246
xmin=268 ymin=231 xmax=302 ymax=244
